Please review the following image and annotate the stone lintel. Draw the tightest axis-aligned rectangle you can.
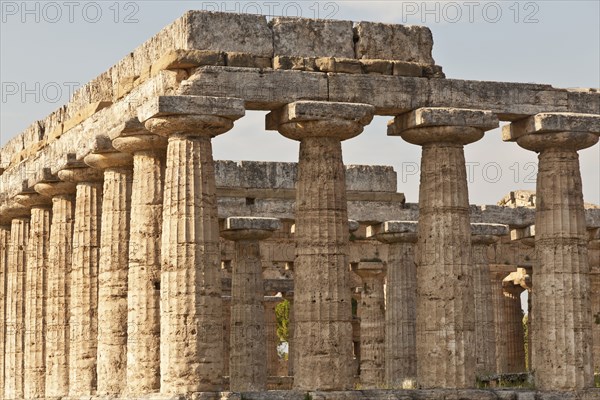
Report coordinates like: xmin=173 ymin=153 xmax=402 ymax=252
xmin=223 ymin=216 xmax=281 ymax=232
xmin=510 ymin=225 xmax=536 ymax=241
xmin=388 ymin=107 xmax=499 ymax=136
xmin=137 ymin=95 xmax=245 ymax=122
xmin=265 ymin=100 xmax=375 ymax=130
xmin=366 ymin=220 xmax=418 ymax=237
xmin=502 ymin=112 xmax=600 ymax=142
xmin=356 ymin=261 xmax=384 ymax=274
xmin=471 ymin=223 xmax=509 ymax=237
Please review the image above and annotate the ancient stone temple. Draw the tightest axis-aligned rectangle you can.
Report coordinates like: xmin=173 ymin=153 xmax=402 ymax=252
xmin=0 ymin=11 xmax=599 ymax=400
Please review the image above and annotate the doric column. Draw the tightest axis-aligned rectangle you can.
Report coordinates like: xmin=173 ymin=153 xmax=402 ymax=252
xmin=1 ymin=203 xmax=30 ymax=399
xmin=265 ymin=296 xmax=281 ymax=378
xmin=589 ymin=228 xmax=600 ymax=375
xmin=113 ymin=127 xmax=167 ymax=395
xmin=367 ymin=221 xmax=418 ymax=388
xmin=505 ymin=112 xmax=599 ymax=390
xmin=220 ymin=217 xmax=281 ymax=391
xmin=34 ymin=181 xmax=76 ymax=397
xmin=266 ymin=101 xmax=374 ymax=390
xmin=139 ymin=95 xmax=245 ymax=394
xmin=389 ymin=107 xmax=498 ymax=388
xmin=15 ymin=193 xmax=52 ymax=399
xmin=58 ymin=166 xmax=104 ymax=396
xmin=354 ymin=261 xmax=385 ymax=388
xmin=282 ymin=292 xmax=294 ymax=377
xmin=84 ymin=149 xmax=133 ymax=396
xmin=470 ymin=223 xmax=508 ymax=376
xmin=503 ymin=268 xmax=531 ymax=373
xmin=0 ymin=221 xmax=9 ymax=398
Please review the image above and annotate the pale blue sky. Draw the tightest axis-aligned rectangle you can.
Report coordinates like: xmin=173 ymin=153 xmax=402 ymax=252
xmin=1 ymin=0 xmax=599 ymax=205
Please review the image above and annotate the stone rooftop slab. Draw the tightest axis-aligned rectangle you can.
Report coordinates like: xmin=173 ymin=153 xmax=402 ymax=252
xmin=137 ymin=95 xmax=245 ymax=122
xmin=388 ymin=107 xmax=499 ymax=135
xmin=503 ymin=112 xmax=600 ymax=141
xmin=266 ymin=101 xmax=375 ymax=128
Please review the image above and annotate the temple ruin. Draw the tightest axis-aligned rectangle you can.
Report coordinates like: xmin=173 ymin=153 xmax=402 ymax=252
xmin=0 ymin=11 xmax=599 ymax=400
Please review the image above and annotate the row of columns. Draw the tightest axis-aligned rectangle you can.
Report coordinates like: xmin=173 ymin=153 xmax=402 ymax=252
xmin=0 ymin=99 xmax=597 ymax=397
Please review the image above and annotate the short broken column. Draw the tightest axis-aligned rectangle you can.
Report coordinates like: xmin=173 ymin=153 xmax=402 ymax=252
xmin=139 ymin=95 xmax=245 ymax=393
xmin=367 ymin=221 xmax=418 ymax=388
xmin=16 ymin=193 xmax=52 ymax=399
xmin=470 ymin=223 xmax=508 ymax=376
xmin=34 ymin=181 xmax=76 ymax=397
xmin=355 ymin=261 xmax=385 ymax=388
xmin=2 ymin=203 xmax=30 ymax=399
xmin=503 ymin=268 xmax=531 ymax=373
xmin=113 ymin=125 xmax=167 ymax=395
xmin=220 ymin=216 xmax=281 ymax=392
xmin=84 ymin=149 xmax=133 ymax=396
xmin=505 ymin=113 xmax=599 ymax=390
xmin=58 ymin=165 xmax=104 ymax=396
xmin=389 ymin=107 xmax=499 ymax=388
xmin=266 ymin=100 xmax=375 ymax=390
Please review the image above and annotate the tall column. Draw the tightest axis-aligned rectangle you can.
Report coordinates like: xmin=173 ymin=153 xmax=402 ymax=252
xmin=282 ymin=292 xmax=294 ymax=377
xmin=16 ymin=193 xmax=52 ymax=399
xmin=113 ymin=129 xmax=167 ymax=395
xmin=367 ymin=221 xmax=418 ymax=388
xmin=590 ymin=229 xmax=600 ymax=374
xmin=265 ymin=296 xmax=281 ymax=378
xmin=220 ymin=217 xmax=281 ymax=391
xmin=506 ymin=113 xmax=599 ymax=390
xmin=58 ymin=166 xmax=104 ymax=396
xmin=34 ymin=181 xmax=76 ymax=397
xmin=471 ymin=223 xmax=508 ymax=376
xmin=389 ymin=107 xmax=498 ymax=388
xmin=267 ymin=101 xmax=374 ymax=390
xmin=2 ymin=203 xmax=30 ymax=399
xmin=355 ymin=261 xmax=385 ymax=388
xmin=139 ymin=95 xmax=245 ymax=394
xmin=84 ymin=150 xmax=133 ymax=395
xmin=0 ymin=221 xmax=9 ymax=398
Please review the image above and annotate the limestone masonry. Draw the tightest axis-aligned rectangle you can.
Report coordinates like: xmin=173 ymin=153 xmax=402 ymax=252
xmin=0 ymin=10 xmax=599 ymax=400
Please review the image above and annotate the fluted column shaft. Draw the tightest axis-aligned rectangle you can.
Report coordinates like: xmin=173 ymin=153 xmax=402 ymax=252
xmin=5 ymin=217 xmax=29 ymax=399
xmin=591 ymin=268 xmax=600 ymax=374
xmin=503 ymin=285 xmax=526 ymax=372
xmin=58 ymin=167 xmax=103 ymax=396
xmin=472 ymin=237 xmax=499 ymax=376
xmin=23 ymin=203 xmax=51 ymax=398
xmin=390 ymin=108 xmax=497 ymax=388
xmin=113 ymin=133 xmax=166 ymax=395
xmin=386 ymin=238 xmax=417 ymax=386
xmin=84 ymin=151 xmax=133 ymax=396
xmin=0 ymin=225 xmax=11 ymax=398
xmin=507 ymin=113 xmax=599 ymax=390
xmin=356 ymin=264 xmax=385 ymax=388
xmin=265 ymin=297 xmax=280 ymax=378
xmin=267 ymin=101 xmax=374 ymax=390
xmin=534 ymin=148 xmax=594 ymax=388
xmin=221 ymin=218 xmax=280 ymax=392
xmin=34 ymin=182 xmax=76 ymax=397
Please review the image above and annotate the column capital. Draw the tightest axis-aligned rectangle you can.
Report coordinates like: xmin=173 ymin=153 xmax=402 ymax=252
xmin=471 ymin=222 xmax=509 ymax=245
xmin=0 ymin=201 xmax=30 ymax=224
xmin=354 ymin=261 xmax=384 ymax=280
xmin=366 ymin=220 xmax=418 ymax=244
xmin=84 ymin=151 xmax=133 ymax=170
xmin=14 ymin=192 xmax=52 ymax=209
xmin=34 ymin=181 xmax=76 ymax=198
xmin=388 ymin=107 xmax=498 ymax=145
xmin=138 ymin=95 xmax=245 ymax=138
xmin=220 ymin=216 xmax=281 ymax=241
xmin=113 ymin=134 xmax=167 ymax=154
xmin=503 ymin=112 xmax=599 ymax=152
xmin=265 ymin=101 xmax=374 ymax=141
xmin=58 ymin=166 xmax=104 ymax=183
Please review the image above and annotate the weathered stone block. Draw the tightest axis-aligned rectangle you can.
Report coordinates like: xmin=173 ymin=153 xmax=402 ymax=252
xmin=389 ymin=107 xmax=499 ymax=135
xmin=226 ymin=52 xmax=271 ymax=69
xmin=223 ymin=216 xmax=281 ymax=231
xmin=471 ymin=223 xmax=509 ymax=237
xmin=503 ymin=112 xmax=600 ymax=141
xmin=184 ymin=11 xmax=273 ymax=57
xmin=266 ymin=100 xmax=374 ymax=128
xmin=354 ymin=22 xmax=435 ymax=64
xmin=137 ymin=95 xmax=245 ymax=122
xmin=270 ymin=17 xmax=355 ymax=58
xmin=346 ymin=165 xmax=396 ymax=192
